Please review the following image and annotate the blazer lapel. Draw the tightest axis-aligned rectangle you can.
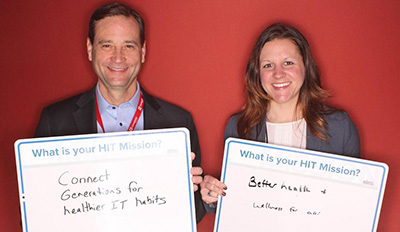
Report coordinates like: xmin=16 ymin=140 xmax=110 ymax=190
xmin=141 ymin=88 xmax=163 ymax=129
xmin=254 ymin=115 xmax=267 ymax=142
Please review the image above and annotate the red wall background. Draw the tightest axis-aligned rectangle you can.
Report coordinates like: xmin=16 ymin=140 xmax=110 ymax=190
xmin=1 ymin=0 xmax=399 ymax=231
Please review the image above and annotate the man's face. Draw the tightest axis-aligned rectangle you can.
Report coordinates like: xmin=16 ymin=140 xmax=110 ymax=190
xmin=87 ymin=15 xmax=146 ymax=95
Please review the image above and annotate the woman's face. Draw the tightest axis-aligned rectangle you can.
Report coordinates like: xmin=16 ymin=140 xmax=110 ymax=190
xmin=259 ymin=38 xmax=305 ymax=107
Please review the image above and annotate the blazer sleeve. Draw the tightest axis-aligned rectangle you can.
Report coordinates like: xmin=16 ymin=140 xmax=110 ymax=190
xmin=341 ymin=112 xmax=361 ymax=157
xmin=34 ymin=107 xmax=52 ymax=137
xmin=224 ymin=114 xmax=240 ymax=141
xmin=321 ymin=110 xmax=361 ymax=158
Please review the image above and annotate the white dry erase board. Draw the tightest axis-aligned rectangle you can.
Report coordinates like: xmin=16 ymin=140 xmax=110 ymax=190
xmin=214 ymin=138 xmax=388 ymax=232
xmin=15 ymin=128 xmax=197 ymax=232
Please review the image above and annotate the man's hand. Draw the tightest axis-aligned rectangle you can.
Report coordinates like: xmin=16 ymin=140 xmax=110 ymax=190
xmin=190 ymin=152 xmax=203 ymax=192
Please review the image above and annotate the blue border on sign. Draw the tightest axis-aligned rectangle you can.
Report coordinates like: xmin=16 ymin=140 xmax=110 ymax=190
xmin=214 ymin=138 xmax=388 ymax=232
xmin=15 ymin=128 xmax=195 ymax=232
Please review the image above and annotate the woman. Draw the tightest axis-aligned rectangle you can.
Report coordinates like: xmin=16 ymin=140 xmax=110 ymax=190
xmin=200 ymin=23 xmax=360 ymax=209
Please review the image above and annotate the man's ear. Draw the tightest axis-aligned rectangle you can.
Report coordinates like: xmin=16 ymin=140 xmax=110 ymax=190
xmin=86 ymin=38 xmax=93 ymax=61
xmin=141 ymin=41 xmax=146 ymax=63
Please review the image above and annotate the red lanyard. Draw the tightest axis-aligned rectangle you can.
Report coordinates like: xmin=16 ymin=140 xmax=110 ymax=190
xmin=96 ymin=92 xmax=144 ymax=133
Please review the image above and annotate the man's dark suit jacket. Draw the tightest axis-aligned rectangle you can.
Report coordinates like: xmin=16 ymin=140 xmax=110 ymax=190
xmin=35 ymin=85 xmax=206 ymax=223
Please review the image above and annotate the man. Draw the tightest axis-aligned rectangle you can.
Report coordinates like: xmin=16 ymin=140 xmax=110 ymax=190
xmin=35 ymin=2 xmax=205 ymax=222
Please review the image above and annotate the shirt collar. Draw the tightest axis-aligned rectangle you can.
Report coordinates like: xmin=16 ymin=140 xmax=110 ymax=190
xmin=96 ymin=82 xmax=141 ymax=114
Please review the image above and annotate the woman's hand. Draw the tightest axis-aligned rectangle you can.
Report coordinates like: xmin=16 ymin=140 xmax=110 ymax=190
xmin=200 ymin=175 xmax=227 ymax=204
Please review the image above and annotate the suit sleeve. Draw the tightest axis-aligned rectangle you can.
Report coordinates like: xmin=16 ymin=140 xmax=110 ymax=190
xmin=185 ymin=114 xmax=206 ymax=223
xmin=187 ymin=115 xmax=201 ymax=167
xmin=34 ymin=107 xmax=51 ymax=137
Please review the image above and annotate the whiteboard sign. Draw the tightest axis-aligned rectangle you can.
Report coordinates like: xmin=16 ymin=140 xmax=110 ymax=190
xmin=214 ymin=138 xmax=388 ymax=232
xmin=15 ymin=128 xmax=197 ymax=232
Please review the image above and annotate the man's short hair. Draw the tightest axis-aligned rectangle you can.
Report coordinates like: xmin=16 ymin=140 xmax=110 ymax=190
xmin=88 ymin=2 xmax=145 ymax=45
